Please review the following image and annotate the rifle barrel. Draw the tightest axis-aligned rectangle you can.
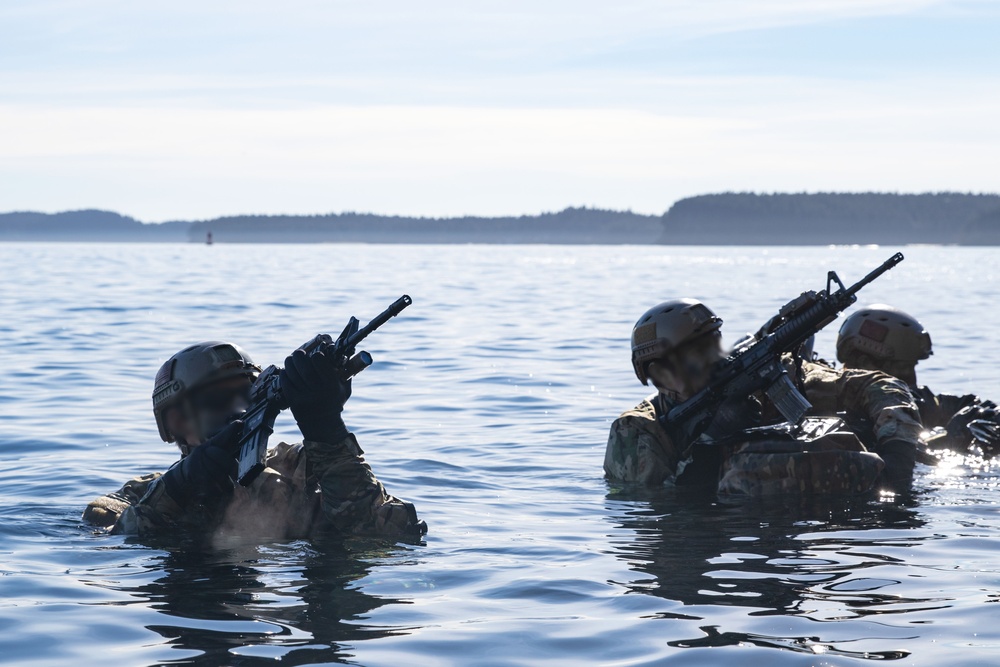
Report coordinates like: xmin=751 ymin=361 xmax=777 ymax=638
xmin=346 ymin=295 xmax=412 ymax=349
xmin=844 ymin=252 xmax=904 ymax=298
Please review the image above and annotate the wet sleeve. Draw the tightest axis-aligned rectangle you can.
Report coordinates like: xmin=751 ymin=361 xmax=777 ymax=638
xmin=304 ymin=433 xmax=425 ymax=537
xmin=801 ymin=362 xmax=923 ymax=444
xmin=604 ymin=416 xmax=678 ymax=485
xmin=82 ymin=473 xmax=160 ymax=528
xmin=109 ymin=475 xmax=188 ymax=536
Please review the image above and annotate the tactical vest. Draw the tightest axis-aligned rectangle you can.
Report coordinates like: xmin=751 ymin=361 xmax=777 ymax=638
xmin=679 ymin=417 xmax=884 ymax=496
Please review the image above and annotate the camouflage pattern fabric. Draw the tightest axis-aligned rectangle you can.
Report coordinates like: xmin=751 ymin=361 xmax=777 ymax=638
xmin=795 ymin=359 xmax=923 ymax=445
xmin=605 ymin=359 xmax=922 ymax=493
xmin=604 ymin=398 xmax=680 ymax=485
xmin=84 ymin=433 xmax=425 ymax=539
xmin=82 ymin=473 xmax=160 ymax=527
xmin=304 ymin=434 xmax=423 ymax=536
xmin=717 ymin=430 xmax=883 ymax=496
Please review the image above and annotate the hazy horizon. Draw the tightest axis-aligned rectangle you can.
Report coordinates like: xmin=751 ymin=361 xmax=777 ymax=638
xmin=5 ymin=193 xmax=999 ymax=247
xmin=6 ymin=190 xmax=1000 ymax=226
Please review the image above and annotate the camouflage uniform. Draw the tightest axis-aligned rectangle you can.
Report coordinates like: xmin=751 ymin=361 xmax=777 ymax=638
xmin=716 ymin=421 xmax=883 ymax=495
xmin=833 ymin=304 xmax=994 ymax=451
xmin=605 ymin=357 xmax=922 ymax=494
xmin=84 ymin=433 xmax=424 ymax=539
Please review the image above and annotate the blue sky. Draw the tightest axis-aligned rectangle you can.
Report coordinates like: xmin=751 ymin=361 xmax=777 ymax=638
xmin=1 ymin=0 xmax=997 ymax=221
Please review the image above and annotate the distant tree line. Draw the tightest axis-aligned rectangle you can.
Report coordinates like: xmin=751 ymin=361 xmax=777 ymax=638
xmin=186 ymin=207 xmax=661 ymax=243
xmin=0 ymin=207 xmax=661 ymax=243
xmin=661 ymin=192 xmax=1000 ymax=244
xmin=0 ymin=210 xmax=187 ymax=241
xmin=2 ymin=194 xmax=999 ymax=244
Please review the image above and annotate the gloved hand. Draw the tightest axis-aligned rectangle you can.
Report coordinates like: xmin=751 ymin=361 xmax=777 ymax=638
xmin=281 ymin=348 xmax=351 ymax=443
xmin=874 ymin=438 xmax=916 ymax=491
xmin=703 ymin=394 xmax=762 ymax=440
xmin=161 ymin=420 xmax=243 ymax=507
xmin=946 ymin=401 xmax=1000 ymax=453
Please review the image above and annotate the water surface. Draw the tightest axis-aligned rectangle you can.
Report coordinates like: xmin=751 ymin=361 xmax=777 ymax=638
xmin=1 ymin=244 xmax=999 ymax=666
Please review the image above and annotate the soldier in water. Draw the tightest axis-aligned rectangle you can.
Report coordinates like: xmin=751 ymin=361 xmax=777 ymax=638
xmin=605 ymin=299 xmax=925 ymax=494
xmin=84 ymin=341 xmax=426 ymax=539
xmin=837 ymin=305 xmax=1000 ymax=453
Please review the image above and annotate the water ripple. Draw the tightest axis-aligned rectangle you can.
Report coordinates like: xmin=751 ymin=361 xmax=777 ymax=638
xmin=2 ymin=244 xmax=1000 ymax=665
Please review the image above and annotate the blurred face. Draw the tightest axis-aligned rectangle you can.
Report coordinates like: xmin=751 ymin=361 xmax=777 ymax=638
xmin=877 ymin=359 xmax=919 ymax=388
xmin=647 ymin=333 xmax=724 ymax=400
xmin=168 ymin=376 xmax=252 ymax=448
xmin=845 ymin=353 xmax=919 ymax=388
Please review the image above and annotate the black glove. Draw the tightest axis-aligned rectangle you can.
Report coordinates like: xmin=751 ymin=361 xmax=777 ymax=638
xmin=874 ymin=439 xmax=916 ymax=491
xmin=281 ymin=348 xmax=351 ymax=443
xmin=703 ymin=394 xmax=762 ymax=440
xmin=946 ymin=401 xmax=1000 ymax=452
xmin=161 ymin=420 xmax=243 ymax=507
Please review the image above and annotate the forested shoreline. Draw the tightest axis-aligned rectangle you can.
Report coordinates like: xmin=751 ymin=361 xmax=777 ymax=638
xmin=660 ymin=193 xmax=1000 ymax=245
xmin=3 ymin=193 xmax=998 ymax=244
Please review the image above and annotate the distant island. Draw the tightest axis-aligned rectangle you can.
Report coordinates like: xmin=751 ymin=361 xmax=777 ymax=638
xmin=661 ymin=192 xmax=1000 ymax=245
xmin=2 ymin=192 xmax=999 ymax=244
xmin=0 ymin=207 xmax=659 ymax=244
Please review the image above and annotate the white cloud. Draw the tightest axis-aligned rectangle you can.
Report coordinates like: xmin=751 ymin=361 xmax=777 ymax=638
xmin=0 ymin=0 xmax=996 ymax=219
xmin=2 ymin=74 xmax=997 ymax=221
xmin=0 ymin=0 xmax=954 ymax=70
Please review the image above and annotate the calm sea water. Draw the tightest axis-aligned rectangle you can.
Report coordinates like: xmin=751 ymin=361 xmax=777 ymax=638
xmin=1 ymin=243 xmax=999 ymax=667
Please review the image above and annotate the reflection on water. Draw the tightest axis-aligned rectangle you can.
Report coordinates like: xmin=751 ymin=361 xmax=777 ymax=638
xmin=91 ymin=535 xmax=414 ymax=666
xmin=4 ymin=243 xmax=1000 ymax=665
xmin=604 ymin=487 xmax=945 ymax=660
xmin=667 ymin=626 xmax=909 ymax=661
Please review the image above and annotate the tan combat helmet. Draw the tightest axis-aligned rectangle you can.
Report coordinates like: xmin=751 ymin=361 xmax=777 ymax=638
xmin=836 ymin=304 xmax=932 ymax=372
xmin=631 ymin=299 xmax=723 ymax=385
xmin=152 ymin=341 xmax=261 ymax=443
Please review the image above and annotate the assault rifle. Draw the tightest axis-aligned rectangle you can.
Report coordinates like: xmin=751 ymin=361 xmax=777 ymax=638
xmin=235 ymin=295 xmax=412 ymax=485
xmin=662 ymin=253 xmax=905 ymax=448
